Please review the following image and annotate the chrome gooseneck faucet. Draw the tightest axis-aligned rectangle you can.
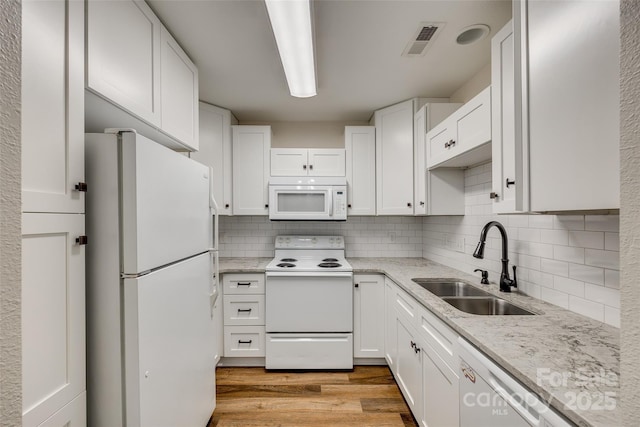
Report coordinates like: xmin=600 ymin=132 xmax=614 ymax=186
xmin=473 ymin=221 xmax=517 ymax=292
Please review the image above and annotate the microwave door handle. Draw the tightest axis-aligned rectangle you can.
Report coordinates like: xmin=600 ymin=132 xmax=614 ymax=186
xmin=328 ymin=190 xmax=333 ymax=217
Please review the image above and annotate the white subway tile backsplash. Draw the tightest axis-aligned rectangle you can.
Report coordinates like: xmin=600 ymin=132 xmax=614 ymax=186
xmin=604 ymin=306 xmax=621 ymax=328
xmin=529 ymin=215 xmax=554 ymax=229
xmin=553 ymin=246 xmax=585 ymax=264
xmin=585 ymin=249 xmax=619 ymax=270
xmin=518 ymin=228 xmax=541 ymax=242
xmin=585 ymin=283 xmax=620 ymax=308
xmin=605 ymin=232 xmax=620 ymax=251
xmin=541 ymin=259 xmax=569 ymax=277
xmin=568 ymin=296 xmax=605 ymax=322
xmin=554 ymin=215 xmax=585 ymax=231
xmin=568 ymin=263 xmax=605 ymax=286
xmin=540 ymin=287 xmax=570 ymax=309
xmin=554 ymin=276 xmax=585 ymax=297
xmin=605 ymin=269 xmax=620 ymax=289
xmin=585 ymin=215 xmax=619 ymax=232
xmin=540 ymin=229 xmax=569 ymax=245
xmin=568 ymin=231 xmax=604 ymax=249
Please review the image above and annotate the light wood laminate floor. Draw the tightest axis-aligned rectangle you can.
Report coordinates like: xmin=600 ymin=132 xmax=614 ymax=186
xmin=209 ymin=366 xmax=419 ymax=427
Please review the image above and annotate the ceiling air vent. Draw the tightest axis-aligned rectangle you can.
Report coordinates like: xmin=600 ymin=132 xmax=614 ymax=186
xmin=402 ymin=22 xmax=445 ymax=57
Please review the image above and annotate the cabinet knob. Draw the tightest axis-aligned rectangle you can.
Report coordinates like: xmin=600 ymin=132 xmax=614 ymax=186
xmin=410 ymin=341 xmax=416 ymax=349
xmin=444 ymin=141 xmax=450 ymax=148
xmin=75 ymin=182 xmax=88 ymax=192
xmin=348 ymin=204 xmax=352 ymax=208
xmin=419 ymin=201 xmax=425 ymax=206
xmin=309 ymin=164 xmax=313 ymax=170
xmin=450 ymin=139 xmax=456 ymax=147
xmin=303 ymin=164 xmax=307 ymax=170
xmin=265 ymin=204 xmax=269 ymax=208
xmin=407 ymin=202 xmax=412 ymax=207
xmin=76 ymin=235 xmax=88 ymax=245
xmin=506 ymin=178 xmax=515 ymax=188
xmin=225 ymin=203 xmax=230 ymax=209
xmin=490 ymin=192 xmax=499 ymax=199
xmin=354 ymin=283 xmax=359 ymax=288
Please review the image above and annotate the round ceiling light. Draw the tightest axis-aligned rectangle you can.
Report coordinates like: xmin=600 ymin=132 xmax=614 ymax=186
xmin=456 ymin=24 xmax=491 ymax=45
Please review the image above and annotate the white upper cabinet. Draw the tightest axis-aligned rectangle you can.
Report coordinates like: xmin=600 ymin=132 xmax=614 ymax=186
xmin=22 ymin=0 xmax=85 ymax=214
xmin=345 ymin=126 xmax=376 ymax=216
xmin=510 ymin=0 xmax=619 ymax=212
xmin=375 ymin=99 xmax=415 ymax=215
xmin=232 ymin=126 xmax=271 ymax=215
xmin=191 ymin=103 xmax=237 ymax=215
xmin=160 ymin=26 xmax=199 ymax=150
xmin=86 ymin=0 xmax=199 ymax=151
xmin=87 ymin=0 xmax=161 ymax=125
xmin=426 ymin=87 xmax=492 ymax=169
xmin=270 ymin=148 xmax=345 ymax=176
xmin=414 ymin=103 xmax=464 ymax=216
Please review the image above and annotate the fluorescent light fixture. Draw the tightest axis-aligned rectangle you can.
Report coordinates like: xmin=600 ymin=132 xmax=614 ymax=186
xmin=265 ymin=0 xmax=317 ymax=98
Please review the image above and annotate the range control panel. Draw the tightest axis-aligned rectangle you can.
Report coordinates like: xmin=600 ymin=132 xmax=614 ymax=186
xmin=274 ymin=235 xmax=345 ymax=250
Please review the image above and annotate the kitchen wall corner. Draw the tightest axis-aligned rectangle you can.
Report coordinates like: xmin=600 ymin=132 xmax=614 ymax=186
xmin=423 ymin=162 xmax=621 ymax=328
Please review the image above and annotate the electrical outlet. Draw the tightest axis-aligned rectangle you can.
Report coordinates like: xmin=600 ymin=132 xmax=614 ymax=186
xmin=388 ymin=231 xmax=397 ymax=242
xmin=445 ymin=235 xmax=465 ymax=253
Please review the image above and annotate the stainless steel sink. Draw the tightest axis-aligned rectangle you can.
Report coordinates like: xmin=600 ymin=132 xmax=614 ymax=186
xmin=412 ymin=279 xmax=493 ymax=297
xmin=441 ymin=297 xmax=536 ymax=316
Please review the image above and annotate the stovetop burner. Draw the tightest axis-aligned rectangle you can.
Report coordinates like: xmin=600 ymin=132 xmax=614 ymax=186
xmin=277 ymin=263 xmax=296 ymax=268
xmin=280 ymin=258 xmax=297 ymax=262
xmin=318 ymin=262 xmax=342 ymax=268
xmin=322 ymin=258 xmax=338 ymax=262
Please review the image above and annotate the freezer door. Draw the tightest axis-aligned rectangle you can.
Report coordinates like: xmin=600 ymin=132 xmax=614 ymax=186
xmin=123 ymin=253 xmax=216 ymax=427
xmin=121 ymin=132 xmax=211 ymax=274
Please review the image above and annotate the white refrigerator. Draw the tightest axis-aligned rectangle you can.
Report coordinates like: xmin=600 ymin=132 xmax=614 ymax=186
xmin=85 ymin=130 xmax=219 ymax=427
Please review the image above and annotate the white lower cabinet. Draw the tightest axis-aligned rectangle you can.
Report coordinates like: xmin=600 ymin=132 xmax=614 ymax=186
xmin=22 ymin=213 xmax=86 ymax=427
xmin=222 ymin=273 xmax=266 ymax=359
xmin=385 ymin=279 xmax=460 ymax=427
xmin=37 ymin=392 xmax=86 ymax=427
xmin=353 ymin=274 xmax=385 ymax=358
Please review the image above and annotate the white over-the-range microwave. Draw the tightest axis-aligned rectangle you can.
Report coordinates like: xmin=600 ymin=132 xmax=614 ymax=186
xmin=268 ymin=177 xmax=347 ymax=221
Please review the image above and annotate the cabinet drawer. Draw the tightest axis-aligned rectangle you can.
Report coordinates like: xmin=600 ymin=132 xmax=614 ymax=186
xmin=416 ymin=304 xmax=458 ymax=366
xmin=224 ymin=326 xmax=265 ymax=357
xmin=223 ymin=273 xmax=265 ymax=294
xmin=224 ymin=295 xmax=265 ymax=325
xmin=427 ymin=122 xmax=454 ymax=166
xmin=393 ymin=285 xmax=418 ymax=323
xmin=455 ymin=91 xmax=491 ymax=153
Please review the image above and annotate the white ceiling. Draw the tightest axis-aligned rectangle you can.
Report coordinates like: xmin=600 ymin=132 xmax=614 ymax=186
xmin=147 ymin=0 xmax=512 ymax=122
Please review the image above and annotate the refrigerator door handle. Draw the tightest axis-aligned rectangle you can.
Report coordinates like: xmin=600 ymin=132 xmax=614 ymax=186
xmin=208 ymin=250 xmax=219 ymax=310
xmin=209 ymin=167 xmax=219 ymax=252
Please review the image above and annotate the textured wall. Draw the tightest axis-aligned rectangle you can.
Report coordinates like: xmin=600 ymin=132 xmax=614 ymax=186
xmin=424 ymin=163 xmax=621 ymax=327
xmin=219 ymin=216 xmax=423 ymax=258
xmin=0 ymin=0 xmax=22 ymax=425
xmin=620 ymin=0 xmax=640 ymax=423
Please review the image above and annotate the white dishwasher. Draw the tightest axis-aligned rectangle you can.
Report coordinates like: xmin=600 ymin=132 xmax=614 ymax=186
xmin=458 ymin=338 xmax=574 ymax=427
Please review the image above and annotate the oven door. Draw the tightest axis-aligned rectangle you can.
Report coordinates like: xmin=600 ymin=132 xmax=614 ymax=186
xmin=265 ymin=272 xmax=353 ymax=332
xmin=268 ymin=185 xmax=332 ymax=220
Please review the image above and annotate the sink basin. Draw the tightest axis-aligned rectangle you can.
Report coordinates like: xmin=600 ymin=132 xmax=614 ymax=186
xmin=441 ymin=297 xmax=536 ymax=315
xmin=412 ymin=279 xmax=493 ymax=297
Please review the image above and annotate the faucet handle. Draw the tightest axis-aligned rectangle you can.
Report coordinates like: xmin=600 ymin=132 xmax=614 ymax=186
xmin=474 ymin=269 xmax=489 ymax=285
xmin=512 ymin=265 xmax=518 ymax=288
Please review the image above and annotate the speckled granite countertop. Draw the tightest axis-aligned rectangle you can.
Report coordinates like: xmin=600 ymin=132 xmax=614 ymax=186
xmin=219 ymin=257 xmax=620 ymax=427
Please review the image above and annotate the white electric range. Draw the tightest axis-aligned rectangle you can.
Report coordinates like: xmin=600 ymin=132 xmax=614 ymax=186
xmin=265 ymin=236 xmax=353 ymax=370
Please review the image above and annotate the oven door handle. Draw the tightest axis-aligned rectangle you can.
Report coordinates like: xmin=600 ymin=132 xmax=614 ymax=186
xmin=266 ymin=271 xmax=353 ymax=278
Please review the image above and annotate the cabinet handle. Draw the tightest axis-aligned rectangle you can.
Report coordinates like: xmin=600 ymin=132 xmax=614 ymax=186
xmin=419 ymin=201 xmax=425 ymax=206
xmin=238 ymin=340 xmax=253 ymax=344
xmin=444 ymin=141 xmax=450 ymax=148
xmin=410 ymin=341 xmax=416 ymax=349
xmin=490 ymin=192 xmax=499 ymax=200
xmin=237 ymin=308 xmax=252 ymax=313
xmin=237 ymin=282 xmax=252 ymax=287
xmin=414 ymin=345 xmax=421 ymax=354
xmin=75 ymin=182 xmax=88 ymax=192
xmin=506 ymin=178 xmax=515 ymax=188
xmin=76 ymin=235 xmax=88 ymax=245
xmin=303 ymin=164 xmax=307 ymax=170
xmin=450 ymin=139 xmax=456 ymax=147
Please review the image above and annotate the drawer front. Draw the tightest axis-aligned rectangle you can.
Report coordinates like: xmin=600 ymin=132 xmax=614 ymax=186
xmin=223 ymin=273 xmax=265 ymax=294
xmin=224 ymin=326 xmax=265 ymax=357
xmin=224 ymin=295 xmax=265 ymax=325
xmin=265 ymin=333 xmax=353 ymax=370
xmin=427 ymin=123 xmax=455 ymax=167
xmin=416 ymin=304 xmax=458 ymax=366
xmin=394 ymin=286 xmax=418 ymax=323
xmin=455 ymin=89 xmax=491 ymax=152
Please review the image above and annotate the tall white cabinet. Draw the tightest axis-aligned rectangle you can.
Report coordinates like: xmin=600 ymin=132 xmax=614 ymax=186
xmin=191 ymin=103 xmax=238 ymax=215
xmin=345 ymin=126 xmax=376 ymax=216
xmin=21 ymin=0 xmax=87 ymax=425
xmin=232 ymin=126 xmax=271 ymax=215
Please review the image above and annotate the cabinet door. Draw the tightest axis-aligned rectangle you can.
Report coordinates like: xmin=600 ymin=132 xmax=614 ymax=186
xmin=37 ymin=392 xmax=86 ymax=427
xmin=384 ymin=278 xmax=398 ymax=372
xmin=232 ymin=126 xmax=271 ymax=215
xmin=22 ymin=213 xmax=85 ymax=427
xmin=86 ymin=0 xmax=161 ymax=125
xmin=353 ymin=275 xmax=385 ymax=358
xmin=270 ymin=148 xmax=308 ymax=176
xmin=345 ymin=126 xmax=376 ymax=215
xmin=375 ymin=100 xmax=415 ymax=215
xmin=491 ymin=21 xmax=522 ymax=213
xmin=426 ymin=120 xmax=454 ymax=169
xmin=22 ymin=0 xmax=84 ymax=214
xmin=523 ymin=0 xmax=619 ymax=211
xmin=394 ymin=314 xmax=423 ymax=420
xmin=192 ymin=103 xmax=237 ymax=215
xmin=160 ymin=26 xmax=199 ymax=150
xmin=413 ymin=107 xmax=428 ymax=215
xmin=308 ymin=149 xmax=346 ymax=176
xmin=421 ymin=341 xmax=459 ymax=427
